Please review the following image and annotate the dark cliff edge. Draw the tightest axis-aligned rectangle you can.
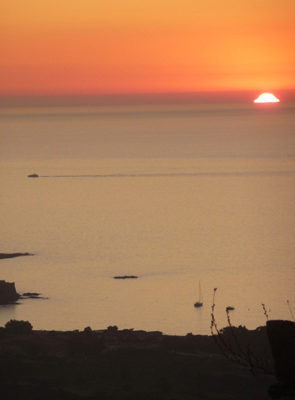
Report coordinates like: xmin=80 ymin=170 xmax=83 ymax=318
xmin=0 ymin=280 xmax=20 ymax=304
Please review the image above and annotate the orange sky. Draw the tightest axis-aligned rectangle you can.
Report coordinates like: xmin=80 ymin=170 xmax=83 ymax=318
xmin=1 ymin=0 xmax=295 ymax=97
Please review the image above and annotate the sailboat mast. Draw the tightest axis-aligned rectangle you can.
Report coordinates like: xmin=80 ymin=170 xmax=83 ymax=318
xmin=199 ymin=281 xmax=202 ymax=303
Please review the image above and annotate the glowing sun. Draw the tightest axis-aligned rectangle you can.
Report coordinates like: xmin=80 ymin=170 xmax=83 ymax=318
xmin=254 ymin=93 xmax=280 ymax=103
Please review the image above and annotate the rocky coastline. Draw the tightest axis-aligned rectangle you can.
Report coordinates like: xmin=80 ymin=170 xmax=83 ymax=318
xmin=0 ymin=287 xmax=293 ymax=399
xmin=0 ymin=252 xmax=293 ymax=398
xmin=0 ymin=280 xmax=20 ymax=304
xmin=0 ymin=253 xmax=44 ymax=304
xmin=0 ymin=280 xmax=45 ymax=305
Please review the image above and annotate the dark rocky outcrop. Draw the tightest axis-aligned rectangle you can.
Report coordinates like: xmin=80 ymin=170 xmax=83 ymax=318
xmin=0 ymin=282 xmax=45 ymax=304
xmin=0 ymin=253 xmax=33 ymax=260
xmin=0 ymin=280 xmax=20 ymax=304
xmin=21 ymin=292 xmax=48 ymax=300
xmin=267 ymin=320 xmax=295 ymax=399
xmin=113 ymin=275 xmax=138 ymax=279
xmin=22 ymin=292 xmax=40 ymax=297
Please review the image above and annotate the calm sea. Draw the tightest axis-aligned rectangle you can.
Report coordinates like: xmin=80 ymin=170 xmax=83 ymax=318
xmin=1 ymin=102 xmax=295 ymax=335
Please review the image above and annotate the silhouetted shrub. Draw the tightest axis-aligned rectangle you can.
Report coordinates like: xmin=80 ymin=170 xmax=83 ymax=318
xmin=5 ymin=319 xmax=33 ymax=335
xmin=84 ymin=326 xmax=92 ymax=332
xmin=220 ymin=325 xmax=248 ymax=340
xmin=107 ymin=325 xmax=118 ymax=332
xmin=211 ymin=288 xmax=273 ymax=375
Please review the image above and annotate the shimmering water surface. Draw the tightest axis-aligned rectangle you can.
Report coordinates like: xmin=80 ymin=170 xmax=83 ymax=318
xmin=1 ymin=103 xmax=295 ymax=335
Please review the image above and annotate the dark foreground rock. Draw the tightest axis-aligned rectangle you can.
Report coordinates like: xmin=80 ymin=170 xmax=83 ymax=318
xmin=0 ymin=253 xmax=33 ymax=260
xmin=0 ymin=325 xmax=275 ymax=400
xmin=0 ymin=280 xmax=20 ymax=304
xmin=267 ymin=320 xmax=295 ymax=399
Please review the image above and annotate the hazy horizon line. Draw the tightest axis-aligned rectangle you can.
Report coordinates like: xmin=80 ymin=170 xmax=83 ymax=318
xmin=1 ymin=89 xmax=295 ymax=108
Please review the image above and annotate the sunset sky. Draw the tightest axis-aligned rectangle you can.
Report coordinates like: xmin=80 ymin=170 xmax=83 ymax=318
xmin=1 ymin=0 xmax=295 ymax=100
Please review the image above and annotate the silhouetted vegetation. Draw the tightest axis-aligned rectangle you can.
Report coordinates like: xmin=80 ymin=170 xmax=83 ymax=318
xmin=4 ymin=319 xmax=33 ymax=336
xmin=0 ymin=321 xmax=274 ymax=399
xmin=210 ymin=288 xmax=274 ymax=376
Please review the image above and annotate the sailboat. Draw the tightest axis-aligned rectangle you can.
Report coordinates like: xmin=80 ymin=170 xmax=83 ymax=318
xmin=194 ymin=282 xmax=203 ymax=308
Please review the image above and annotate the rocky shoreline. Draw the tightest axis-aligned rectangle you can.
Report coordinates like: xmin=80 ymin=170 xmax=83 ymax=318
xmin=0 ymin=253 xmax=293 ymax=398
xmin=0 ymin=280 xmax=45 ymax=304
xmin=0 ymin=253 xmax=45 ymax=304
xmin=0 ymin=280 xmax=20 ymax=304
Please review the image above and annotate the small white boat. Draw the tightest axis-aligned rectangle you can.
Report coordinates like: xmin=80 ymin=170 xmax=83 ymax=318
xmin=194 ymin=281 xmax=203 ymax=308
xmin=226 ymin=306 xmax=235 ymax=311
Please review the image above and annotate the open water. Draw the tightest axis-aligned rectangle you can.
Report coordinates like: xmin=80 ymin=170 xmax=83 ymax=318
xmin=1 ymin=102 xmax=295 ymax=335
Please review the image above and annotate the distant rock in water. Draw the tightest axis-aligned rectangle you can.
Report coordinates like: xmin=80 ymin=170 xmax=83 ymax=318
xmin=113 ymin=275 xmax=138 ymax=279
xmin=0 ymin=280 xmax=20 ymax=304
xmin=22 ymin=292 xmax=41 ymax=298
xmin=21 ymin=292 xmax=48 ymax=299
xmin=0 ymin=253 xmax=33 ymax=260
